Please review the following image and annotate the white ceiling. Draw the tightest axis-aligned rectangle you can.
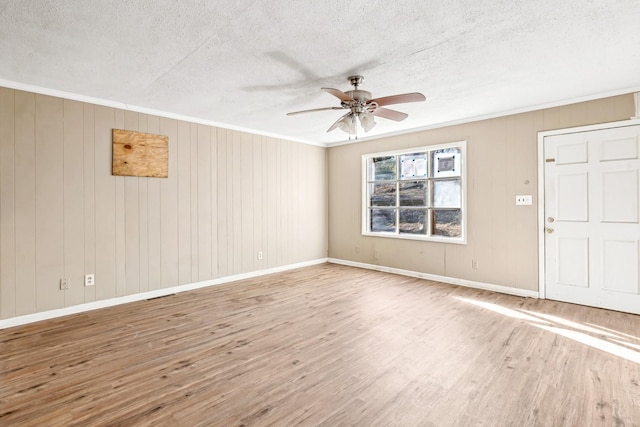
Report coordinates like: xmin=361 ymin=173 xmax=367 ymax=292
xmin=1 ymin=0 xmax=640 ymax=146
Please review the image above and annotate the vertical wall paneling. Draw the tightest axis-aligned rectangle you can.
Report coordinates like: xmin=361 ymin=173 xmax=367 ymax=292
xmin=0 ymin=88 xmax=16 ymax=318
xmin=286 ymin=141 xmax=293 ymax=263
xmin=292 ymin=142 xmax=301 ymax=262
xmin=189 ymin=123 xmax=199 ymax=281
xmin=146 ymin=115 xmax=162 ymax=290
xmin=283 ymin=139 xmax=290 ymax=264
xmin=83 ymin=104 xmax=96 ymax=303
xmin=123 ymin=111 xmax=140 ymax=296
xmin=252 ymin=135 xmax=263 ymax=269
xmin=288 ymin=142 xmax=296 ymax=262
xmin=13 ymin=91 xmax=36 ymax=315
xmin=63 ymin=99 xmax=85 ymax=307
xmin=94 ymin=106 xmax=117 ymax=301
xmin=216 ymin=129 xmax=228 ymax=278
xmin=276 ymin=140 xmax=284 ymax=266
xmin=232 ymin=132 xmax=242 ymax=275
xmin=35 ymin=95 xmax=64 ymax=312
xmin=241 ymin=133 xmax=254 ymax=272
xmin=302 ymin=144 xmax=313 ymax=260
xmin=137 ymin=114 xmax=149 ymax=293
xmin=267 ymin=138 xmax=278 ymax=268
xmin=261 ymin=138 xmax=268 ymax=266
xmin=197 ymin=124 xmax=212 ymax=280
xmin=210 ymin=128 xmax=218 ymax=279
xmin=159 ymin=118 xmax=179 ymax=288
xmin=258 ymin=137 xmax=270 ymax=269
xmin=227 ymin=132 xmax=235 ymax=275
xmin=319 ymin=146 xmax=328 ymax=258
xmin=114 ymin=110 xmax=126 ymax=296
xmin=0 ymin=86 xmax=330 ymax=322
xmin=288 ymin=140 xmax=294 ymax=263
xmin=177 ymin=121 xmax=192 ymax=284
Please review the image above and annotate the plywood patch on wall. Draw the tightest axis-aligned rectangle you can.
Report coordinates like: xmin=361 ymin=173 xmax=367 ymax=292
xmin=112 ymin=129 xmax=168 ymax=178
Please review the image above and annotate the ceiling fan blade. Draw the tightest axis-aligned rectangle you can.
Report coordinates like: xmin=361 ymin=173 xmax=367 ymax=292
xmin=321 ymin=87 xmax=355 ymax=103
xmin=287 ymin=107 xmax=344 ymax=116
xmin=372 ymin=107 xmax=408 ymax=122
xmin=327 ymin=112 xmax=351 ymax=132
xmin=369 ymin=92 xmax=426 ymax=107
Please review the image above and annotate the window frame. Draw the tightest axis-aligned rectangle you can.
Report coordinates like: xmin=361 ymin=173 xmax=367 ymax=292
xmin=361 ymin=140 xmax=467 ymax=244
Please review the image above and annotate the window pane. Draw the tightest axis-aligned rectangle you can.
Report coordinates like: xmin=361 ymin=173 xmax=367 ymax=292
xmin=432 ymin=209 xmax=461 ymax=237
xmin=432 ymin=147 xmax=461 ymax=178
xmin=433 ymin=179 xmax=461 ymax=208
xmin=370 ymin=209 xmax=396 ymax=232
xmin=400 ymin=153 xmax=427 ymax=179
xmin=370 ymin=183 xmax=396 ymax=206
xmin=399 ymin=181 xmax=427 ymax=206
xmin=364 ymin=142 xmax=465 ymax=241
xmin=399 ymin=209 xmax=426 ymax=234
xmin=370 ymin=156 xmax=396 ymax=181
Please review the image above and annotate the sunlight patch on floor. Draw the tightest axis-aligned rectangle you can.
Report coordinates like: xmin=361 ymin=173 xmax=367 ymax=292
xmin=586 ymin=322 xmax=640 ymax=341
xmin=455 ymin=298 xmax=551 ymax=323
xmin=520 ymin=310 xmax=622 ymax=338
xmin=532 ymin=324 xmax=640 ymax=364
xmin=456 ymin=296 xmax=640 ymax=364
xmin=610 ymin=339 xmax=640 ymax=352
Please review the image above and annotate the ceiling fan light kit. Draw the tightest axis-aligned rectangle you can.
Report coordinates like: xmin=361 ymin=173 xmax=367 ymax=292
xmin=359 ymin=111 xmax=376 ymax=132
xmin=337 ymin=115 xmax=356 ymax=134
xmin=287 ymin=75 xmax=426 ymax=137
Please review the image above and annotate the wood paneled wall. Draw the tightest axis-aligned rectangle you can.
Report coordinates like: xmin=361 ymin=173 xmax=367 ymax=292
xmin=0 ymin=88 xmax=328 ymax=320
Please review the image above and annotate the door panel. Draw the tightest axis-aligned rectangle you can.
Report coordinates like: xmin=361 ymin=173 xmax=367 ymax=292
xmin=544 ymin=124 xmax=640 ymax=314
xmin=556 ymin=141 xmax=588 ymax=164
xmin=601 ymin=136 xmax=638 ymax=161
xmin=556 ymin=237 xmax=589 ymax=287
xmin=556 ymin=173 xmax=589 ymax=221
xmin=602 ymin=240 xmax=638 ymax=294
xmin=601 ymin=170 xmax=638 ymax=222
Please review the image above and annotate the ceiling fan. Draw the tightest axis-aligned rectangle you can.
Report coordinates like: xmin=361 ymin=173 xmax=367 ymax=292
xmin=287 ymin=75 xmax=426 ymax=135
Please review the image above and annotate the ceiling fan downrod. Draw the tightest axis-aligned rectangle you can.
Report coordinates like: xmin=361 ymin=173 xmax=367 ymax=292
xmin=348 ymin=75 xmax=364 ymax=89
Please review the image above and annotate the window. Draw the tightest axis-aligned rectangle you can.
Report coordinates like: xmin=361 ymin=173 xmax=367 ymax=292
xmin=362 ymin=141 xmax=466 ymax=243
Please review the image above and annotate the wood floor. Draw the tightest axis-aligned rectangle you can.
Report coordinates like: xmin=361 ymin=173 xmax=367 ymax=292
xmin=1 ymin=263 xmax=639 ymax=426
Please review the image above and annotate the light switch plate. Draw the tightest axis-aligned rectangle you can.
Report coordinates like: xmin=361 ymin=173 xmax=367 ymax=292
xmin=516 ymin=195 xmax=533 ymax=205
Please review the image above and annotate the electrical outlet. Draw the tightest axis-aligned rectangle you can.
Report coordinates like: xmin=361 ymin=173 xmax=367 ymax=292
xmin=515 ymin=195 xmax=533 ymax=205
xmin=374 ymin=250 xmax=380 ymax=260
xmin=85 ymin=274 xmax=95 ymax=287
xmin=472 ymin=259 xmax=479 ymax=269
xmin=60 ymin=278 xmax=70 ymax=290
xmin=257 ymin=251 xmax=263 ymax=260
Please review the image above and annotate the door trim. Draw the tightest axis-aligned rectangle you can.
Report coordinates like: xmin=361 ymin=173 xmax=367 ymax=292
xmin=537 ymin=119 xmax=640 ymax=300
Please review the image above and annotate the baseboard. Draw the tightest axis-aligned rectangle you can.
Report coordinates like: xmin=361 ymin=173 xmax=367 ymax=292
xmin=328 ymin=258 xmax=539 ymax=299
xmin=0 ymin=258 xmax=328 ymax=330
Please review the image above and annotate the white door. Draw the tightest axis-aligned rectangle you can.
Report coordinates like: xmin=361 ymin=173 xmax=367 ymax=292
xmin=544 ymin=124 xmax=640 ymax=314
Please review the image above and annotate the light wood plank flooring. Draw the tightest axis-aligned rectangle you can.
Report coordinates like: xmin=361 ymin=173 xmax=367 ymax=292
xmin=1 ymin=263 xmax=640 ymax=426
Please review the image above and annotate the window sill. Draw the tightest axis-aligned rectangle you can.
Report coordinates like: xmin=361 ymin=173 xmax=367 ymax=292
xmin=361 ymin=231 xmax=467 ymax=244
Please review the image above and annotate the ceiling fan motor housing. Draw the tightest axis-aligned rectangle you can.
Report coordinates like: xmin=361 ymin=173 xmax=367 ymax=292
xmin=342 ymin=90 xmax=372 ymax=113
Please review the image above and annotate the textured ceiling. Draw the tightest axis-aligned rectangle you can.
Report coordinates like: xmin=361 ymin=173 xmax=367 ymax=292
xmin=1 ymin=0 xmax=640 ymax=145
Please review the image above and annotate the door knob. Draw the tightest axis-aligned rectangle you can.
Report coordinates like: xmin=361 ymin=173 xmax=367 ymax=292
xmin=546 ymin=228 xmax=554 ymax=234
xmin=547 ymin=217 xmax=555 ymax=223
